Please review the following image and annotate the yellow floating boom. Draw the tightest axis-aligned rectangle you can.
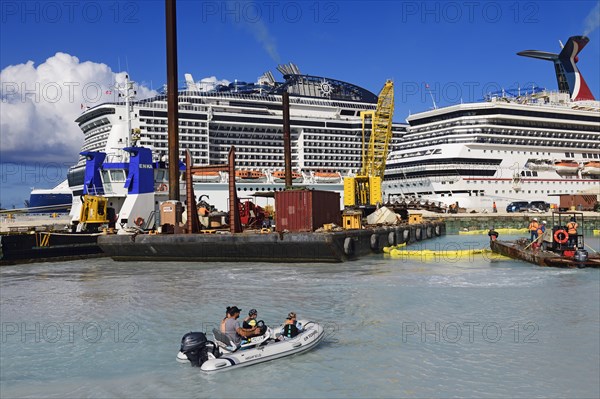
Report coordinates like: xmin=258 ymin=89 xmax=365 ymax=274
xmin=459 ymin=228 xmax=528 ymax=235
xmin=385 ymin=248 xmax=511 ymax=260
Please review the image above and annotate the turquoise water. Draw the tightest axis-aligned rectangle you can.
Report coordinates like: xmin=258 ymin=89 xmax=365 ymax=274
xmin=1 ymin=234 xmax=599 ymax=398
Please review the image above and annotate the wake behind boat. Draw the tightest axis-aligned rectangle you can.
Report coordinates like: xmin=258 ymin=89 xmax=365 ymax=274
xmin=177 ymin=319 xmax=324 ymax=372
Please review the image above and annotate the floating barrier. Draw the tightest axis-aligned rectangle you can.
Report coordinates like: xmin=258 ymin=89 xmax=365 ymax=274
xmin=593 ymin=229 xmax=599 ymax=236
xmin=385 ymin=247 xmax=511 ymax=260
xmin=458 ymin=228 xmax=528 ymax=235
xmin=383 ymin=242 xmax=406 ymax=253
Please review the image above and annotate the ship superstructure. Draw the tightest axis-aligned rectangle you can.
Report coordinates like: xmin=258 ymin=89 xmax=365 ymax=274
xmin=68 ymin=64 xmax=406 ymax=208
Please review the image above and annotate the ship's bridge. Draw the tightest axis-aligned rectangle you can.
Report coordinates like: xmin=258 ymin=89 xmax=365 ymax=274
xmin=270 ymin=74 xmax=378 ymax=104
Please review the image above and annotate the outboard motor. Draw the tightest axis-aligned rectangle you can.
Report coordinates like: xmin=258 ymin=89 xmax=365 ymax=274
xmin=180 ymin=332 xmax=219 ymax=367
xmin=574 ymin=249 xmax=589 ymax=263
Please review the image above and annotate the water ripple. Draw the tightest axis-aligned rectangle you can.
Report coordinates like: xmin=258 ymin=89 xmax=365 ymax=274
xmin=1 ymin=243 xmax=599 ymax=398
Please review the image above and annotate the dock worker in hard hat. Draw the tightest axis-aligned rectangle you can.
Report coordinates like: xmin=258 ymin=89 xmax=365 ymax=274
xmin=533 ymin=220 xmax=547 ymax=250
xmin=566 ymin=217 xmax=579 ymax=247
xmin=528 ymin=217 xmax=539 ymax=242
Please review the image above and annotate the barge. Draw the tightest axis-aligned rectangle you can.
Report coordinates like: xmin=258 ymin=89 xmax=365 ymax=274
xmin=0 ymin=232 xmax=103 ymax=266
xmin=98 ymin=222 xmax=445 ymax=263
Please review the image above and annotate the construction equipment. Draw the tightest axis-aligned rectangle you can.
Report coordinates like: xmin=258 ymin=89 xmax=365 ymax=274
xmin=238 ymin=199 xmax=267 ymax=228
xmin=77 ymin=194 xmax=109 ymax=231
xmin=344 ymin=80 xmax=395 ymax=211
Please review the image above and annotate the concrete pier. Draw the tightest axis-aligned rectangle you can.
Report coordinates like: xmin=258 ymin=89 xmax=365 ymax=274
xmin=419 ymin=211 xmax=600 ymax=232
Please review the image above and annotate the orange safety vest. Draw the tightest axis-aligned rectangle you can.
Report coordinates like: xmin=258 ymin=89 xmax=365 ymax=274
xmin=537 ymin=226 xmax=545 ymax=236
xmin=566 ymin=222 xmax=578 ymax=235
xmin=528 ymin=221 xmax=539 ymax=231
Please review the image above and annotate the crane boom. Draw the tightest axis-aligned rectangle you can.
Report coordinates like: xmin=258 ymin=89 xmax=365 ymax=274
xmin=344 ymin=80 xmax=395 ymax=210
xmin=362 ymin=80 xmax=394 ymax=178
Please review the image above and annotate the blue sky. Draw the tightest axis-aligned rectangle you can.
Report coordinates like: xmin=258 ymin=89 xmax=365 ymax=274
xmin=1 ymin=0 xmax=599 ymax=207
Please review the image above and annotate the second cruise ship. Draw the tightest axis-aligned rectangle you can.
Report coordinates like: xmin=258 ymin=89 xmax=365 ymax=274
xmin=383 ymin=36 xmax=600 ymax=211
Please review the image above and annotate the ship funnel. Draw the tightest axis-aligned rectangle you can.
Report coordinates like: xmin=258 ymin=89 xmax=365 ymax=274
xmin=184 ymin=74 xmax=199 ymax=91
xmin=518 ymin=36 xmax=595 ymax=101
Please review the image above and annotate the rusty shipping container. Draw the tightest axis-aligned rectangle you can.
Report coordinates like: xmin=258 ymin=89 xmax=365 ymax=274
xmin=275 ymin=190 xmax=341 ymax=232
xmin=558 ymin=194 xmax=599 ymax=211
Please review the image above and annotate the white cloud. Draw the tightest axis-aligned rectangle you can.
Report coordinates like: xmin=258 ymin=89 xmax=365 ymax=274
xmin=0 ymin=52 xmax=156 ymax=163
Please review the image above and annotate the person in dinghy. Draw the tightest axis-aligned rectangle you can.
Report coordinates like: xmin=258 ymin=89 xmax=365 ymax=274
xmin=221 ymin=306 xmax=263 ymax=345
xmin=242 ymin=309 xmax=258 ymax=329
xmin=280 ymin=312 xmax=304 ymax=339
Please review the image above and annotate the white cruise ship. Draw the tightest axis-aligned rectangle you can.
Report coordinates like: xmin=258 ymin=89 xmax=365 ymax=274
xmin=383 ymin=36 xmax=600 ymax=211
xmin=67 ymin=63 xmax=405 ymax=209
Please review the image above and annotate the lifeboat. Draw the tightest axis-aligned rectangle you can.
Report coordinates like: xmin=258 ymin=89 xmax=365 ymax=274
xmin=526 ymin=159 xmax=554 ymax=171
xmin=554 ymin=161 xmax=580 ymax=175
xmin=582 ymin=161 xmax=600 ymax=176
xmin=235 ymin=170 xmax=266 ymax=182
xmin=272 ymin=170 xmax=303 ymax=183
xmin=193 ymin=171 xmax=221 ymax=182
xmin=313 ymin=171 xmax=342 ymax=183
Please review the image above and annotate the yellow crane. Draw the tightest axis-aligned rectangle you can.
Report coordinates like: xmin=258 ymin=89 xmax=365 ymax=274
xmin=344 ymin=80 xmax=394 ymax=209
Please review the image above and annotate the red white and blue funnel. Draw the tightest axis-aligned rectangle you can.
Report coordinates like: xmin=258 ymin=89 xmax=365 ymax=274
xmin=518 ymin=35 xmax=595 ymax=101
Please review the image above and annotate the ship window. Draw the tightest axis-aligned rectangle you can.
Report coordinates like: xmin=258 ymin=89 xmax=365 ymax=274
xmin=111 ymin=170 xmax=126 ymax=182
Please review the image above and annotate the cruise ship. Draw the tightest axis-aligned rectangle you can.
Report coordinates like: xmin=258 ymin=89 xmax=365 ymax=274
xmin=67 ymin=63 xmax=405 ymax=210
xmin=27 ymin=180 xmax=72 ymax=213
xmin=383 ymin=36 xmax=600 ymax=211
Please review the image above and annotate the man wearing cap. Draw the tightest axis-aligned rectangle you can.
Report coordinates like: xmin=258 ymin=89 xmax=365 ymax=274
xmin=221 ymin=306 xmax=262 ymax=345
xmin=528 ymin=217 xmax=539 ymax=242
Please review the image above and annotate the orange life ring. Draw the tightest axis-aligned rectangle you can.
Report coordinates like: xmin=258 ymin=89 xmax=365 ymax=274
xmin=157 ymin=183 xmax=168 ymax=192
xmin=134 ymin=217 xmax=145 ymax=227
xmin=553 ymin=229 xmax=568 ymax=244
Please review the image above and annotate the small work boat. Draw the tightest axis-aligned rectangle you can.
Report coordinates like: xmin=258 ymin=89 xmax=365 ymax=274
xmin=490 ymin=211 xmax=600 ymax=268
xmin=177 ymin=319 xmax=324 ymax=372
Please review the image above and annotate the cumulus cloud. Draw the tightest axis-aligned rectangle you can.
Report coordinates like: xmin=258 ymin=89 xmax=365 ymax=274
xmin=0 ymin=52 xmax=156 ymax=163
